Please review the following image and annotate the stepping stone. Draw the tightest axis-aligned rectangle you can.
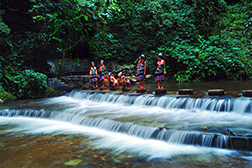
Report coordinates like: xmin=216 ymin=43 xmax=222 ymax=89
xmin=110 ymin=87 xmax=119 ymax=91
xmin=242 ymin=90 xmax=252 ymax=97
xmin=155 ymin=89 xmax=167 ymax=95
xmin=178 ymin=89 xmax=193 ymax=95
xmin=136 ymin=89 xmax=147 ymax=93
xmin=208 ymin=89 xmax=225 ymax=96
xmin=122 ymin=88 xmax=131 ymax=92
xmin=100 ymin=87 xmax=107 ymax=90
xmin=91 ymin=87 xmax=98 ymax=90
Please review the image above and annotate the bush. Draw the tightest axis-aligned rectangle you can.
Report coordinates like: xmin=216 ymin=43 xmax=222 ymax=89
xmin=7 ymin=69 xmax=48 ymax=98
xmin=0 ymin=91 xmax=17 ymax=102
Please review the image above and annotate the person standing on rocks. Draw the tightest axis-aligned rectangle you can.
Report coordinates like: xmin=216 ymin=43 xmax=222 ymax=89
xmin=98 ymin=60 xmax=106 ymax=88
xmin=136 ymin=54 xmax=146 ymax=89
xmin=155 ymin=53 xmax=166 ymax=90
xmin=89 ymin=62 xmax=98 ymax=88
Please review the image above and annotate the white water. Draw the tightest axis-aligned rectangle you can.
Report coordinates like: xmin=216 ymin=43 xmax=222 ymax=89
xmin=0 ymin=117 xmax=233 ymax=160
xmin=40 ymin=92 xmax=252 ymax=129
xmin=1 ymin=90 xmax=252 ymax=160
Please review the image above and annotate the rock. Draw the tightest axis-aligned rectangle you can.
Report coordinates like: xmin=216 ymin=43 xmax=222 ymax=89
xmin=145 ymin=74 xmax=152 ymax=79
xmin=106 ymin=61 xmax=119 ymax=71
xmin=242 ymin=90 xmax=252 ymax=97
xmin=178 ymin=89 xmax=193 ymax=95
xmin=46 ymin=60 xmax=58 ymax=76
xmin=65 ymin=159 xmax=82 ymax=166
xmin=155 ymin=89 xmax=167 ymax=95
xmin=0 ymin=99 xmax=3 ymax=104
xmin=136 ymin=89 xmax=147 ymax=93
xmin=129 ymin=76 xmax=137 ymax=83
xmin=114 ymin=159 xmax=121 ymax=163
xmin=208 ymin=89 xmax=225 ymax=96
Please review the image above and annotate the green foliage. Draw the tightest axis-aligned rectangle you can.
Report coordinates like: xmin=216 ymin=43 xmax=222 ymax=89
xmin=0 ymin=0 xmax=251 ymax=88
xmin=6 ymin=69 xmax=48 ymax=98
xmin=0 ymin=91 xmax=17 ymax=102
xmin=93 ymin=0 xmax=252 ymax=82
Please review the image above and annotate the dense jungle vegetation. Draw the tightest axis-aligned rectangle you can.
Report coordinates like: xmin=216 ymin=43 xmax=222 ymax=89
xmin=0 ymin=0 xmax=251 ymax=99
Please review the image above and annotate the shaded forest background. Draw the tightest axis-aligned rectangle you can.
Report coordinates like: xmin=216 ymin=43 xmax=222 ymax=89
xmin=0 ymin=0 xmax=251 ymax=99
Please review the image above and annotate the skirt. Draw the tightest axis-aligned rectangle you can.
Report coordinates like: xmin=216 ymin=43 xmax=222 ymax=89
xmin=155 ymin=75 xmax=165 ymax=82
xmin=137 ymin=75 xmax=146 ymax=81
xmin=90 ymin=77 xmax=98 ymax=82
xmin=99 ymin=76 xmax=105 ymax=81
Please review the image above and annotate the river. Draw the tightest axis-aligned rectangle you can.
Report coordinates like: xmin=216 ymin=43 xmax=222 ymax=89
xmin=0 ymin=80 xmax=252 ymax=167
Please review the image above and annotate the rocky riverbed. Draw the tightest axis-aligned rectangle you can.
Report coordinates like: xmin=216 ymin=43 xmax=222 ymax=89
xmin=0 ymin=127 xmax=251 ymax=168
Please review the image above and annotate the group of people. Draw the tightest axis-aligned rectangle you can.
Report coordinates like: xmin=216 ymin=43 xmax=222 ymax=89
xmin=89 ymin=53 xmax=166 ymax=90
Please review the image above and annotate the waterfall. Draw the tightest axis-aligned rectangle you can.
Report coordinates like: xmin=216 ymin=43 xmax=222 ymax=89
xmin=0 ymin=109 xmax=231 ymax=149
xmin=68 ymin=90 xmax=252 ymax=113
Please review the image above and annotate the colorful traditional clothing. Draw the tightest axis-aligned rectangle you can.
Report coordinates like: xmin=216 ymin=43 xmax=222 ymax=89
xmin=155 ymin=59 xmax=166 ymax=82
xmin=120 ymin=75 xmax=131 ymax=88
xmin=89 ymin=66 xmax=98 ymax=82
xmin=99 ymin=65 xmax=106 ymax=81
xmin=109 ymin=76 xmax=119 ymax=89
xmin=137 ymin=60 xmax=146 ymax=81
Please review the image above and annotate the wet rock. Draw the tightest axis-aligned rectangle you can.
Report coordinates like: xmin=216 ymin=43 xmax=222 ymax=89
xmin=205 ymin=127 xmax=229 ymax=134
xmin=227 ymin=128 xmax=252 ymax=137
xmin=65 ymin=159 xmax=82 ymax=166
xmin=178 ymin=89 xmax=194 ymax=95
xmin=208 ymin=89 xmax=225 ymax=96
xmin=155 ymin=89 xmax=167 ymax=95
xmin=77 ymin=165 xmax=95 ymax=168
xmin=114 ymin=159 xmax=121 ymax=163
xmin=0 ymin=99 xmax=3 ymax=104
xmin=242 ymin=90 xmax=252 ymax=97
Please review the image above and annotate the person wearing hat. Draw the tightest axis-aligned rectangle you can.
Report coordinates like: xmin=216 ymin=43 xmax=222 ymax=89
xmin=155 ymin=53 xmax=166 ymax=89
xmin=118 ymin=72 xmax=131 ymax=89
xmin=98 ymin=60 xmax=106 ymax=88
xmin=136 ymin=54 xmax=147 ymax=89
xmin=89 ymin=61 xmax=98 ymax=88
xmin=107 ymin=72 xmax=119 ymax=90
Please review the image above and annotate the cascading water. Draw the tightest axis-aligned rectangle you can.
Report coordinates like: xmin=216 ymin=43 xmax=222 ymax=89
xmin=1 ymin=89 xmax=252 ymax=160
xmin=0 ymin=109 xmax=231 ymax=149
xmin=68 ymin=90 xmax=252 ymax=113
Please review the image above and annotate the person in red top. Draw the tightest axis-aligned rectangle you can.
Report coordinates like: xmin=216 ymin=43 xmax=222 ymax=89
xmin=98 ymin=60 xmax=106 ymax=88
xmin=118 ymin=72 xmax=131 ymax=89
xmin=89 ymin=62 xmax=98 ymax=88
xmin=136 ymin=54 xmax=147 ymax=89
xmin=107 ymin=73 xmax=119 ymax=90
xmin=154 ymin=53 xmax=166 ymax=90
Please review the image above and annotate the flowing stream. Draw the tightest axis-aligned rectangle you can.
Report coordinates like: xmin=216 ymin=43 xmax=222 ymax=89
xmin=1 ymin=82 xmax=252 ymax=167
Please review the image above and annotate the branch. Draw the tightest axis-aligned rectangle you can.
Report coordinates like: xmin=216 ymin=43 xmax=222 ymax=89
xmin=64 ymin=37 xmax=84 ymax=51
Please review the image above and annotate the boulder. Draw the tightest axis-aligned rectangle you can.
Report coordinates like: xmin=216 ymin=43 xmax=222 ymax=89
xmin=0 ymin=99 xmax=3 ymax=104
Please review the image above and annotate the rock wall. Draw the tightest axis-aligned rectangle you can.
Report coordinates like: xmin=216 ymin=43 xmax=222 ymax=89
xmin=47 ymin=59 xmax=153 ymax=90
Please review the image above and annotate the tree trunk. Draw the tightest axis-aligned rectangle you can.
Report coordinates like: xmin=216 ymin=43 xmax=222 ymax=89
xmin=59 ymin=49 xmax=66 ymax=76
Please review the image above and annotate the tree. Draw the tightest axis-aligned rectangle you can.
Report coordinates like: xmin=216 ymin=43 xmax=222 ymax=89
xmin=30 ymin=0 xmax=119 ymax=75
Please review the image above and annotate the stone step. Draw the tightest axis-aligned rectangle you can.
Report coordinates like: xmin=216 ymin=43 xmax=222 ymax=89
xmin=208 ymin=89 xmax=225 ymax=96
xmin=178 ymin=89 xmax=193 ymax=95
xmin=136 ymin=89 xmax=147 ymax=93
xmin=242 ymin=90 xmax=252 ymax=97
xmin=155 ymin=89 xmax=167 ymax=95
